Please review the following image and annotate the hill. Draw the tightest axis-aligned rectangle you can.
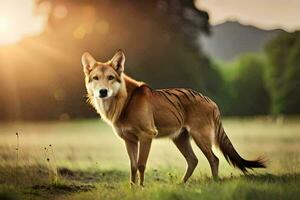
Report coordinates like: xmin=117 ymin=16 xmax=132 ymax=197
xmin=199 ymin=20 xmax=285 ymax=61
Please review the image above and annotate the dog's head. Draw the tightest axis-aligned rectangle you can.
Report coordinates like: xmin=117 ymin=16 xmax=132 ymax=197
xmin=82 ymin=50 xmax=125 ymax=99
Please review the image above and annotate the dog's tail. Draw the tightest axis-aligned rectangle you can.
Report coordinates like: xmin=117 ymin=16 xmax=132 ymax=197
xmin=213 ymin=110 xmax=266 ymax=173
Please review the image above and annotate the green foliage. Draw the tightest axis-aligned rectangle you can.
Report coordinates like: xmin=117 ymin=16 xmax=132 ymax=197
xmin=217 ymin=31 xmax=300 ymax=116
xmin=217 ymin=54 xmax=270 ymax=116
xmin=265 ymin=31 xmax=300 ymax=114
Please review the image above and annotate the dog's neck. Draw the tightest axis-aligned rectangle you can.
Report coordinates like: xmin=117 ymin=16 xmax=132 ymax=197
xmin=91 ymin=74 xmax=141 ymax=125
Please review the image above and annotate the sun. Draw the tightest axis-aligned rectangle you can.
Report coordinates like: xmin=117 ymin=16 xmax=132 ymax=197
xmin=0 ymin=0 xmax=48 ymax=45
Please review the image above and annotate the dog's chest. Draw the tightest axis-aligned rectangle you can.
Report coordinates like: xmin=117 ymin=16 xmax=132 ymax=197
xmin=93 ymin=98 xmax=113 ymax=123
xmin=112 ymin=121 xmax=156 ymax=140
xmin=94 ymin=99 xmax=109 ymax=115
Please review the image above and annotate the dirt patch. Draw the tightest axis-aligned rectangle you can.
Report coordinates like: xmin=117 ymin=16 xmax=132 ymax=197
xmin=58 ymin=167 xmax=127 ymax=183
xmin=32 ymin=183 xmax=95 ymax=193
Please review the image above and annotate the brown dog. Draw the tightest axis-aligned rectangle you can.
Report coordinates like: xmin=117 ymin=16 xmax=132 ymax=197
xmin=82 ymin=50 xmax=265 ymax=186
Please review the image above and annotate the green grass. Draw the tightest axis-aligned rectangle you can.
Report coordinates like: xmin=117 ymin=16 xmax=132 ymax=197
xmin=0 ymin=117 xmax=299 ymax=200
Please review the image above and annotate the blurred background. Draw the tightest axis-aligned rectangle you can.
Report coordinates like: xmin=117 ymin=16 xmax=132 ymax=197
xmin=0 ymin=0 xmax=299 ymax=121
xmin=0 ymin=2 xmax=299 ymax=199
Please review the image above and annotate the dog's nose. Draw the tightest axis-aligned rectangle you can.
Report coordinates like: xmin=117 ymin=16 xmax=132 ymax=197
xmin=99 ymin=89 xmax=108 ymax=98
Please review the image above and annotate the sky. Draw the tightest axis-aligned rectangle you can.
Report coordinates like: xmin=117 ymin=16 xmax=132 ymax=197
xmin=196 ymin=0 xmax=300 ymax=31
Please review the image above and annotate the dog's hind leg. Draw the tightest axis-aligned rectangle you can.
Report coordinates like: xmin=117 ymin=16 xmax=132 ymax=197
xmin=173 ymin=129 xmax=198 ymax=183
xmin=190 ymin=126 xmax=219 ymax=179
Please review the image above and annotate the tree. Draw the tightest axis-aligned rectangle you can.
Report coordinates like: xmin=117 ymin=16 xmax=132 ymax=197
xmin=223 ymin=54 xmax=270 ymax=116
xmin=265 ymin=31 xmax=300 ymax=114
xmin=0 ymin=0 xmax=222 ymax=120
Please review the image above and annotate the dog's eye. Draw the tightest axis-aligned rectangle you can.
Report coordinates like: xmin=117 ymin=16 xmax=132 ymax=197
xmin=92 ymin=76 xmax=99 ymax=80
xmin=108 ymin=75 xmax=115 ymax=80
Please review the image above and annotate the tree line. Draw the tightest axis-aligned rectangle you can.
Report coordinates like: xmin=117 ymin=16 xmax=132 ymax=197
xmin=217 ymin=31 xmax=300 ymax=116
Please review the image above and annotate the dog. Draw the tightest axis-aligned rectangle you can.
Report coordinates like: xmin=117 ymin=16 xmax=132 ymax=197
xmin=82 ymin=49 xmax=265 ymax=186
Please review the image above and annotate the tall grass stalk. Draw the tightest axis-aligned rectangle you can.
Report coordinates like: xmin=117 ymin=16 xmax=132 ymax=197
xmin=15 ymin=132 xmax=19 ymax=186
xmin=49 ymin=144 xmax=58 ymax=183
xmin=44 ymin=147 xmax=52 ymax=183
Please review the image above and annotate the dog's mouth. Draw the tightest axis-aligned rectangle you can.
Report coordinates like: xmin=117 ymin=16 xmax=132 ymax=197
xmin=98 ymin=95 xmax=110 ymax=100
xmin=99 ymin=94 xmax=108 ymax=99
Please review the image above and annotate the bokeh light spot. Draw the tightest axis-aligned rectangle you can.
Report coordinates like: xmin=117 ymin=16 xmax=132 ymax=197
xmin=59 ymin=113 xmax=70 ymax=121
xmin=95 ymin=20 xmax=109 ymax=35
xmin=54 ymin=89 xmax=66 ymax=101
xmin=53 ymin=5 xmax=68 ymax=19
xmin=73 ymin=25 xmax=87 ymax=39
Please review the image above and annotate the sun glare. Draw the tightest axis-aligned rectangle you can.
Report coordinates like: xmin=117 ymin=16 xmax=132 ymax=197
xmin=0 ymin=16 xmax=22 ymax=45
xmin=0 ymin=0 xmax=48 ymax=45
xmin=0 ymin=18 xmax=10 ymax=31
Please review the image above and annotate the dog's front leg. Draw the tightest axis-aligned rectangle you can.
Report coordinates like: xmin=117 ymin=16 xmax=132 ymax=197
xmin=124 ymin=139 xmax=138 ymax=186
xmin=137 ymin=138 xmax=152 ymax=186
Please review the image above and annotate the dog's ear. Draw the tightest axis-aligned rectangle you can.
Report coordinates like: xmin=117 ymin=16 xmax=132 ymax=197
xmin=110 ymin=49 xmax=125 ymax=74
xmin=82 ymin=52 xmax=96 ymax=74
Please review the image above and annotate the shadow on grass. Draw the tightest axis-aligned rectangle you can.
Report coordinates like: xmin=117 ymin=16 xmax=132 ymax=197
xmin=28 ymin=167 xmax=127 ymax=196
xmin=0 ymin=188 xmax=20 ymax=200
xmin=58 ymin=167 xmax=128 ymax=183
xmin=32 ymin=182 xmax=95 ymax=193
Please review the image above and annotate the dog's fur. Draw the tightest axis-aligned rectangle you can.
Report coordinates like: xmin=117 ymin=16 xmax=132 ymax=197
xmin=82 ymin=50 xmax=266 ymax=186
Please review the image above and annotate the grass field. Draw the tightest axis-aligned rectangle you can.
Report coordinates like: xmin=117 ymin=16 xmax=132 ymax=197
xmin=0 ymin=117 xmax=299 ymax=200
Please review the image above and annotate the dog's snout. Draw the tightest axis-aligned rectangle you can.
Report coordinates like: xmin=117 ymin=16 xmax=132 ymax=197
xmin=99 ymin=89 xmax=108 ymax=98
